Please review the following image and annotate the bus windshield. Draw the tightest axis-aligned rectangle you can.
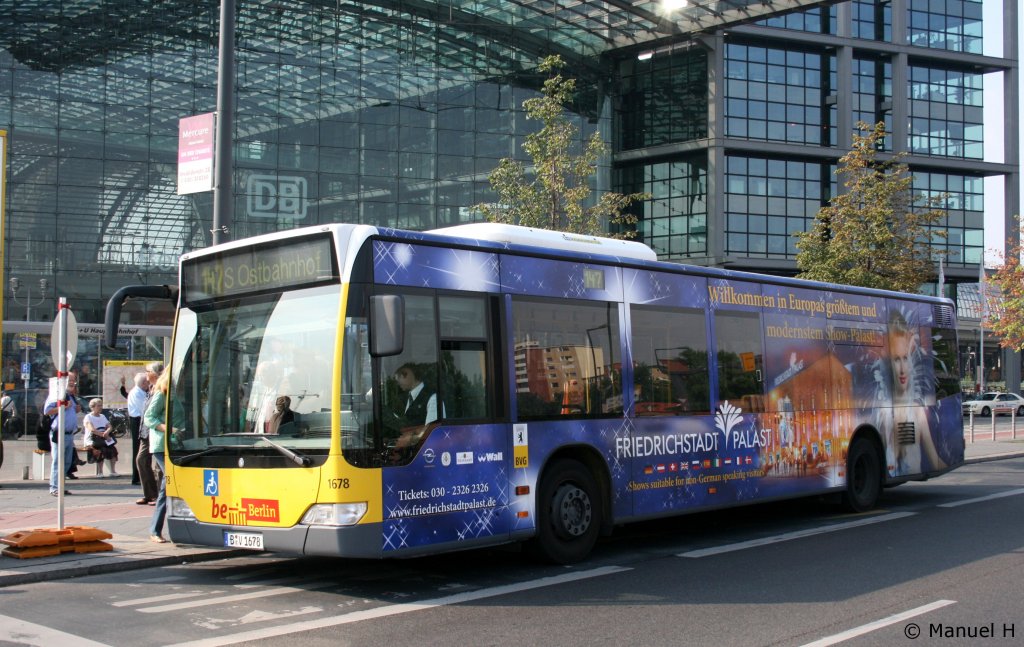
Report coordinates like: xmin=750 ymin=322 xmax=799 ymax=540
xmin=169 ymin=284 xmax=339 ymax=464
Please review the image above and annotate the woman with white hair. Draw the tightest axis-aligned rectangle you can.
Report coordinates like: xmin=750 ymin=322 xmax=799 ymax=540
xmin=83 ymin=397 xmax=119 ymax=477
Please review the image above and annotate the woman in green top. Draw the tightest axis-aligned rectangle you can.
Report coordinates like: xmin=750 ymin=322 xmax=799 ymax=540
xmin=145 ymin=370 xmax=184 ymax=543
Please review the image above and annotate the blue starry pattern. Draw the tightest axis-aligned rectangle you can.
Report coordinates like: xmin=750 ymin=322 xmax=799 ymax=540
xmin=373 ymin=240 xmax=501 ymax=292
xmin=367 ymin=232 xmax=965 ymax=549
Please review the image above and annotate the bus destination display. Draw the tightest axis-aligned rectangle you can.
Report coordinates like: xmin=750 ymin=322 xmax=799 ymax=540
xmin=183 ymin=236 xmax=336 ymax=303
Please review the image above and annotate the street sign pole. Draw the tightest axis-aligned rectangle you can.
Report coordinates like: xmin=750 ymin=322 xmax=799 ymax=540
xmin=51 ymin=298 xmax=78 ymax=529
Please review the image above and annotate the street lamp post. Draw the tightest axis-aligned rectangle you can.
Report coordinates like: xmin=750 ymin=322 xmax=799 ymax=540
xmin=9 ymin=277 xmax=48 ymax=438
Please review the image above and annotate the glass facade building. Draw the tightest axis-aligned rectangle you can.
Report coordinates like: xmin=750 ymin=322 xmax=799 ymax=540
xmin=0 ymin=0 xmax=1019 ymax=391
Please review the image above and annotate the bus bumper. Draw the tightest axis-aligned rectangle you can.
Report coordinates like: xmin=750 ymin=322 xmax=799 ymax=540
xmin=168 ymin=517 xmax=384 ymax=558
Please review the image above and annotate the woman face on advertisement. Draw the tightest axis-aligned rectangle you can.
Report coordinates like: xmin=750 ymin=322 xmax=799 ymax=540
xmin=890 ymin=331 xmax=913 ymax=400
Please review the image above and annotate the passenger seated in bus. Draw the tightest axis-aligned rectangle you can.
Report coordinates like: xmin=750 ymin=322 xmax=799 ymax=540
xmin=266 ymin=395 xmax=295 ymax=435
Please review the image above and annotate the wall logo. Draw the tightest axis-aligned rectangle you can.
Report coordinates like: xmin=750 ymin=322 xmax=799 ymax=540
xmin=477 ymin=452 xmax=503 ymax=463
xmin=246 ymin=174 xmax=308 ymax=220
xmin=203 ymin=470 xmax=219 ymax=496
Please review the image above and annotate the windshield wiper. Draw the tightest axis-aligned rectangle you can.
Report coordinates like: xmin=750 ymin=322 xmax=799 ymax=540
xmin=260 ymin=436 xmax=312 ymax=467
xmin=176 ymin=445 xmax=248 ymax=466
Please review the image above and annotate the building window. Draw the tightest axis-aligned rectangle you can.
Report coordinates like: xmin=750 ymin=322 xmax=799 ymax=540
xmin=724 ymin=155 xmax=828 ymax=259
xmin=852 ymin=0 xmax=893 ymax=41
xmin=757 ymin=7 xmax=835 ymax=34
xmin=617 ymin=156 xmax=708 ymax=260
xmin=724 ymin=43 xmax=836 ymax=147
xmin=853 ymin=57 xmax=893 ymax=149
xmin=912 ymin=171 xmax=984 ymax=265
xmin=908 ymin=65 xmax=984 ymax=159
xmin=616 ymin=48 xmax=708 ymax=150
xmin=908 ymin=0 xmax=983 ymax=53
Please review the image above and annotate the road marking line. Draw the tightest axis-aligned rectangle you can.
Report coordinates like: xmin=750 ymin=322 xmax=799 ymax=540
xmin=113 ymin=591 xmax=222 ymax=607
xmin=678 ymin=512 xmax=917 ymax=558
xmin=163 ymin=565 xmax=631 ymax=647
xmin=938 ymin=487 xmax=1024 ymax=508
xmin=139 ymin=581 xmax=337 ymax=613
xmin=136 ymin=575 xmax=188 ymax=584
xmin=0 ymin=613 xmax=112 ymax=647
xmin=233 ymin=574 xmax=317 ymax=589
xmin=799 ymin=599 xmax=956 ymax=647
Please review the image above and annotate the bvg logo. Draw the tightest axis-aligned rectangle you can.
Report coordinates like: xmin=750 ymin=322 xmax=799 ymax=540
xmin=246 ymin=174 xmax=307 ymax=220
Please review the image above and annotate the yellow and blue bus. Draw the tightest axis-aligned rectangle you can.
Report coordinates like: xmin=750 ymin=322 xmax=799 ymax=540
xmin=105 ymin=223 xmax=964 ymax=563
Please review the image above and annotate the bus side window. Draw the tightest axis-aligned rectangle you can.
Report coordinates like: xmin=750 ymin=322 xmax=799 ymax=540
xmin=440 ymin=341 xmax=488 ymax=419
xmin=630 ymin=305 xmax=710 ymax=415
xmin=438 ymin=295 xmax=492 ymax=421
xmin=512 ymin=296 xmax=622 ymax=420
xmin=714 ymin=310 xmax=765 ymax=412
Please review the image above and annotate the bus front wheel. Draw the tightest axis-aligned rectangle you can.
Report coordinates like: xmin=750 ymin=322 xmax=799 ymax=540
xmin=530 ymin=459 xmax=602 ymax=564
xmin=843 ymin=437 xmax=881 ymax=513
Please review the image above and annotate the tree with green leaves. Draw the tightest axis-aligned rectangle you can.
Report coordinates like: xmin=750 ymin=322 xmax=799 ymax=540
xmin=473 ymin=55 xmax=646 ymax=237
xmin=795 ymin=121 xmax=946 ymax=293
xmin=988 ymin=217 xmax=1024 ymax=350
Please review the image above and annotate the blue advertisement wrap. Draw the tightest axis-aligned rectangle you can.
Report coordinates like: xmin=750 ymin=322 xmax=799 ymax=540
xmin=371 ymin=234 xmax=964 ymax=552
xmin=382 ymin=424 xmax=512 ymax=552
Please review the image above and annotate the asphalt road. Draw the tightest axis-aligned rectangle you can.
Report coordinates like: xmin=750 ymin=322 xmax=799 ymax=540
xmin=1 ymin=457 xmax=1022 ymax=647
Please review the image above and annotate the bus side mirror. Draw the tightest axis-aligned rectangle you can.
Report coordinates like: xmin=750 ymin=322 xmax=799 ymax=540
xmin=370 ymin=295 xmax=404 ymax=357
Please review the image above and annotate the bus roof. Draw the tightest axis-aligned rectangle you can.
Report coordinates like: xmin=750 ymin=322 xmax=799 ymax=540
xmin=426 ymin=223 xmax=658 ymax=263
xmin=182 ymin=222 xmax=954 ymax=309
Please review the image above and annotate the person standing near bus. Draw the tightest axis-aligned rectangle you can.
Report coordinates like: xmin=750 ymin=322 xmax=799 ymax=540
xmin=136 ymin=362 xmax=163 ymax=505
xmin=43 ymin=372 xmax=79 ymax=496
xmin=888 ymin=312 xmax=944 ymax=474
xmin=123 ymin=372 xmax=149 ymax=487
xmin=145 ymin=369 xmax=184 ymax=543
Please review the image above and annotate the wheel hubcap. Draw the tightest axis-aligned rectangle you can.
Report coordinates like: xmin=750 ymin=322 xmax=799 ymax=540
xmin=554 ymin=484 xmax=592 ymax=537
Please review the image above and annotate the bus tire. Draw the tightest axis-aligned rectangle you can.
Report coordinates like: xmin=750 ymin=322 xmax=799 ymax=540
xmin=530 ymin=459 xmax=602 ymax=564
xmin=843 ymin=437 xmax=881 ymax=513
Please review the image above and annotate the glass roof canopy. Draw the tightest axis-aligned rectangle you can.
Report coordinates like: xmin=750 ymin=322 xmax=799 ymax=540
xmin=8 ymin=0 xmax=834 ymax=73
xmin=2 ymin=0 xmax=832 ymax=265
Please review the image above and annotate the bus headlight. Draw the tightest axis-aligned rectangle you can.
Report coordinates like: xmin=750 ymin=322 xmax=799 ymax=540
xmin=168 ymin=497 xmax=196 ymax=520
xmin=300 ymin=503 xmax=367 ymax=526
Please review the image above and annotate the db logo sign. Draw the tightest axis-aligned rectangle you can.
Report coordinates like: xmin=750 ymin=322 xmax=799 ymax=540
xmin=246 ymin=174 xmax=307 ymax=220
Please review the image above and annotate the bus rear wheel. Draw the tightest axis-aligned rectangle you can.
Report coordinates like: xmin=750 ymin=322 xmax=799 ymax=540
xmin=530 ymin=459 xmax=602 ymax=564
xmin=843 ymin=437 xmax=881 ymax=513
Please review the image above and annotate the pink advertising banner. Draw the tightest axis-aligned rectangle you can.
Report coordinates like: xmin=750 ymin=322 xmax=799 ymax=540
xmin=177 ymin=112 xmax=215 ymax=195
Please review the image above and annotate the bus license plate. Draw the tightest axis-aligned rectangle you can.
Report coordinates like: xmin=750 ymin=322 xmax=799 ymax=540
xmin=224 ymin=531 xmax=264 ymax=550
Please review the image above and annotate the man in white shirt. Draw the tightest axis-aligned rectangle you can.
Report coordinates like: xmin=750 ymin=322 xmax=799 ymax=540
xmin=123 ymin=372 xmax=149 ymax=486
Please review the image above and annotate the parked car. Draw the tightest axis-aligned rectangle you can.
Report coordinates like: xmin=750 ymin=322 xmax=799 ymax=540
xmin=961 ymin=392 xmax=1024 ymax=417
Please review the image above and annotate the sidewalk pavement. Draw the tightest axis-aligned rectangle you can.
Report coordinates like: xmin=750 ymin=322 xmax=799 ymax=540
xmin=2 ymin=436 xmax=1023 ymax=588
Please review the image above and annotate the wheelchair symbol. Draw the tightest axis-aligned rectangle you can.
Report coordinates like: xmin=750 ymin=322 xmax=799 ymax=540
xmin=203 ymin=470 xmax=219 ymax=496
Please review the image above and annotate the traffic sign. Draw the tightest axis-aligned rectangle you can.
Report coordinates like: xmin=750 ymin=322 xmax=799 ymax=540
xmin=50 ymin=308 xmax=79 ymax=368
